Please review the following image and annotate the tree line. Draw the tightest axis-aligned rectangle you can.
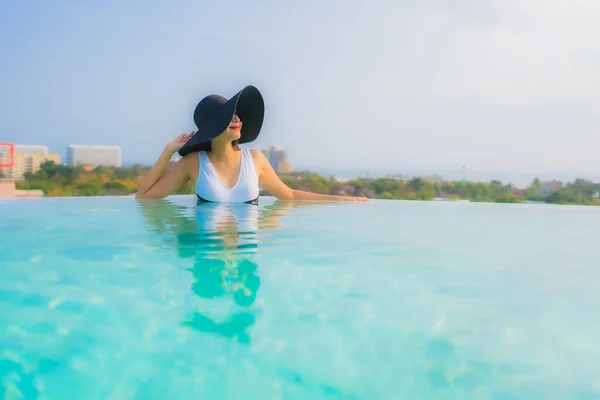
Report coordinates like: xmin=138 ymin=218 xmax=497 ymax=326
xmin=14 ymin=161 xmax=600 ymax=206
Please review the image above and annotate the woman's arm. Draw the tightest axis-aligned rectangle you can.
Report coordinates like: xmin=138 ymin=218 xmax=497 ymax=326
xmin=135 ymin=132 xmax=194 ymax=200
xmin=251 ymin=149 xmax=368 ymax=202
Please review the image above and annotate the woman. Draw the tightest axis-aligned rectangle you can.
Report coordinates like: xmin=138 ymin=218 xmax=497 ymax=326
xmin=135 ymin=85 xmax=368 ymax=203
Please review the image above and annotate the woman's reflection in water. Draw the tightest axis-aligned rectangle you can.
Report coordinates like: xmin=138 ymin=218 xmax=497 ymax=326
xmin=137 ymin=198 xmax=312 ymax=344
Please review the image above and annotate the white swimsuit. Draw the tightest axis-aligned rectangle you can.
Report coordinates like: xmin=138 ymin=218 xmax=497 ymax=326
xmin=195 ymin=148 xmax=260 ymax=205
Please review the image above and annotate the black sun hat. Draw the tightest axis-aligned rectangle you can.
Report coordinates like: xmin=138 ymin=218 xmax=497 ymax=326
xmin=178 ymin=85 xmax=265 ymax=157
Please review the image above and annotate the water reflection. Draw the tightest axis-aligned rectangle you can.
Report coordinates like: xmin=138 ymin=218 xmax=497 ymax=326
xmin=137 ymin=198 xmax=318 ymax=344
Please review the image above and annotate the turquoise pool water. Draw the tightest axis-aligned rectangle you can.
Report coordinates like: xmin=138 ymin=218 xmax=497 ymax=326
xmin=1 ymin=196 xmax=599 ymax=399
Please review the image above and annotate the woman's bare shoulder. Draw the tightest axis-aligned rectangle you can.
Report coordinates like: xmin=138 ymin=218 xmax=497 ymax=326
xmin=247 ymin=148 xmax=267 ymax=174
xmin=180 ymin=152 xmax=199 ymax=175
xmin=180 ymin=152 xmax=198 ymax=165
xmin=248 ymin=148 xmax=265 ymax=159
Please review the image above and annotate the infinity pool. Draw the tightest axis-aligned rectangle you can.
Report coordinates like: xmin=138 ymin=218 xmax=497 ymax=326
xmin=1 ymin=196 xmax=599 ymax=399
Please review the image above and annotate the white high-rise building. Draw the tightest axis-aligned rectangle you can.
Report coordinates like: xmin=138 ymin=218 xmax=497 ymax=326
xmin=67 ymin=145 xmax=122 ymax=167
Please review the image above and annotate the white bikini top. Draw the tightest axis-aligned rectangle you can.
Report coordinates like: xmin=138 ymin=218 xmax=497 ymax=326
xmin=195 ymin=148 xmax=260 ymax=205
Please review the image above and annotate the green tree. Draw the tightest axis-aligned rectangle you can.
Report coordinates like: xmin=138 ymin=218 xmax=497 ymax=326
xmin=494 ymin=192 xmax=521 ymax=203
xmin=280 ymin=176 xmax=299 ymax=190
xmin=371 ymin=178 xmax=399 ymax=195
xmin=407 ymin=177 xmax=425 ymax=192
xmin=546 ymin=187 xmax=593 ymax=205
xmin=419 ymin=186 xmax=437 ymax=200
xmin=16 ymin=180 xmax=56 ymax=193
xmin=32 ymin=161 xmax=82 ymax=185
xmin=114 ymin=167 xmax=136 ymax=180
xmin=568 ymin=179 xmax=599 ymax=197
xmin=75 ymin=180 xmax=102 ymax=196
xmin=103 ymin=181 xmax=127 ymax=191
xmin=297 ymin=174 xmax=330 ymax=194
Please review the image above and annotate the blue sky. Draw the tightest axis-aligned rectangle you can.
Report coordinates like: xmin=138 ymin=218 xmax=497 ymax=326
xmin=1 ymin=0 xmax=599 ymax=179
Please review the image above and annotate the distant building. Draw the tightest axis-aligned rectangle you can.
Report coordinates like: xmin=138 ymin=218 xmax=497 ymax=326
xmin=0 ymin=143 xmax=61 ymax=180
xmin=278 ymin=161 xmax=293 ymax=174
xmin=15 ymin=145 xmax=48 ymax=156
xmin=67 ymin=145 xmax=122 ymax=168
xmin=46 ymin=154 xmax=61 ymax=165
xmin=262 ymin=145 xmax=293 ymax=174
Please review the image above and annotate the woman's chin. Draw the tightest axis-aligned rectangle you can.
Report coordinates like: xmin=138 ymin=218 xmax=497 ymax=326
xmin=227 ymin=131 xmax=242 ymax=141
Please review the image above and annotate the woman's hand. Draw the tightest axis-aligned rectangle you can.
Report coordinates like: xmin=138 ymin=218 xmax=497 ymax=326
xmin=165 ymin=131 xmax=195 ymax=153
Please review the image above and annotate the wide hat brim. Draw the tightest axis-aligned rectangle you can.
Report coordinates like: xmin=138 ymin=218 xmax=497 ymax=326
xmin=178 ymin=85 xmax=265 ymax=157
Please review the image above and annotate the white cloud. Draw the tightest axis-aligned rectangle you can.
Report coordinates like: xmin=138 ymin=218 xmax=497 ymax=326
xmin=428 ymin=0 xmax=600 ymax=106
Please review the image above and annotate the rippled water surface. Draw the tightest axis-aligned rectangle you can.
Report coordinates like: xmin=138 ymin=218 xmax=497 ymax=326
xmin=1 ymin=196 xmax=599 ymax=399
